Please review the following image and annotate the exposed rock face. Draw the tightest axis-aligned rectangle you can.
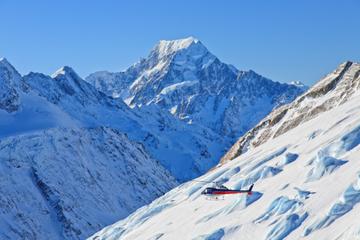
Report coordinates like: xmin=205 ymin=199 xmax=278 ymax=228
xmin=221 ymin=61 xmax=360 ymax=164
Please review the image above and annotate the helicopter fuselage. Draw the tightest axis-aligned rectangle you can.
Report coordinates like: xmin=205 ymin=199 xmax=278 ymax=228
xmin=201 ymin=187 xmax=252 ymax=195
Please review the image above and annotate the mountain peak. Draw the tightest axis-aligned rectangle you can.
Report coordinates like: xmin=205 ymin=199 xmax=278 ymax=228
xmin=0 ymin=57 xmax=22 ymax=112
xmin=50 ymin=66 xmax=89 ymax=96
xmin=51 ymin=66 xmax=80 ymax=79
xmin=152 ymin=36 xmax=208 ymax=58
xmin=0 ymin=57 xmax=22 ymax=84
xmin=0 ymin=57 xmax=20 ymax=75
xmin=0 ymin=57 xmax=10 ymax=65
xmin=158 ymin=36 xmax=199 ymax=49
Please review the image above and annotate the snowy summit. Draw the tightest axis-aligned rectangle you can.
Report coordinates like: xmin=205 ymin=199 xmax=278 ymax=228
xmin=153 ymin=36 xmax=202 ymax=58
xmin=87 ymin=37 xmax=304 ymax=141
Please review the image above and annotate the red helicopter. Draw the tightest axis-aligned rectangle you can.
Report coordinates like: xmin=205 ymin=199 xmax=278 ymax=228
xmin=199 ymin=181 xmax=254 ymax=196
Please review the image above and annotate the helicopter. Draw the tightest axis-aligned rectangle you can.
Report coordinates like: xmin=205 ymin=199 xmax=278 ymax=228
xmin=197 ymin=180 xmax=254 ymax=196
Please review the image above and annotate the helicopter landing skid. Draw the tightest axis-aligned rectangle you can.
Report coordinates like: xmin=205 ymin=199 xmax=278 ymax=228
xmin=205 ymin=195 xmax=225 ymax=201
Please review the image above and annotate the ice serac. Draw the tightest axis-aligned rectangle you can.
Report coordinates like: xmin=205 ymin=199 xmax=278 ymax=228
xmin=91 ymin=62 xmax=360 ymax=240
xmin=221 ymin=61 xmax=360 ymax=164
xmin=86 ymin=37 xmax=305 ymax=141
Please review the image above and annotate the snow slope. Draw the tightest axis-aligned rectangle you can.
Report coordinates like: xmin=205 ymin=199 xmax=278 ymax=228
xmin=0 ymin=127 xmax=176 ymax=240
xmin=221 ymin=61 xmax=360 ymax=164
xmin=0 ymin=59 xmax=80 ymax=138
xmin=90 ymin=62 xmax=360 ymax=240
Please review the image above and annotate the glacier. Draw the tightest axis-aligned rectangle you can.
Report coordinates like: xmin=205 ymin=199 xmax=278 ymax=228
xmin=90 ymin=61 xmax=360 ymax=240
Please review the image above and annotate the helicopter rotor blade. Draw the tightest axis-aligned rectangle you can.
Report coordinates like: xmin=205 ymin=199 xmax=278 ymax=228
xmin=193 ymin=180 xmax=221 ymax=184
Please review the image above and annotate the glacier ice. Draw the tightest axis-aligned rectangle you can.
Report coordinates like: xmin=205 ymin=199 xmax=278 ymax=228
xmin=304 ymin=172 xmax=360 ymax=236
xmin=266 ymin=212 xmax=308 ymax=240
xmin=255 ymin=196 xmax=303 ymax=223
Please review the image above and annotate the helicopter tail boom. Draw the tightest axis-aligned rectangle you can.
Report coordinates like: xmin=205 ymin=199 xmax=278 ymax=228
xmin=248 ymin=184 xmax=254 ymax=194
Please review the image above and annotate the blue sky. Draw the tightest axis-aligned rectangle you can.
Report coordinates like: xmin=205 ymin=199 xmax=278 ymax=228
xmin=1 ymin=0 xmax=359 ymax=85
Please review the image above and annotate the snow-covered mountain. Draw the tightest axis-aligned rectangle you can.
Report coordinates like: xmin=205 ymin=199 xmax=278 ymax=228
xmin=221 ymin=61 xmax=359 ymax=164
xmin=90 ymin=61 xmax=360 ymax=240
xmin=0 ymin=58 xmax=178 ymax=239
xmin=86 ymin=37 xmax=304 ymax=140
xmin=0 ymin=127 xmax=176 ymax=240
xmin=0 ymin=56 xmax=225 ymax=240
xmin=9 ymin=62 xmax=225 ymax=182
xmin=0 ymin=38 xmax=305 ymax=240
xmin=0 ymin=58 xmax=80 ymax=138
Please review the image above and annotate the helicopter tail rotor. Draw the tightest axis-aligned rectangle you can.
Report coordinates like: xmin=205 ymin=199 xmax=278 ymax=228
xmin=247 ymin=184 xmax=254 ymax=195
